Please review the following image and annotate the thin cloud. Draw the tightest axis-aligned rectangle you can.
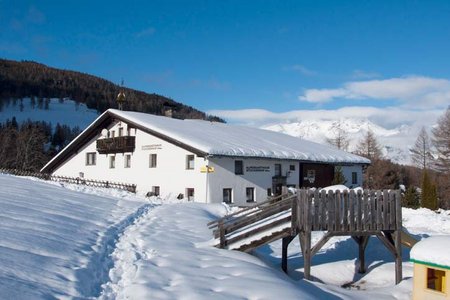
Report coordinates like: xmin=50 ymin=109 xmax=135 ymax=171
xmin=283 ymin=64 xmax=317 ymax=76
xmin=135 ymin=27 xmax=156 ymax=38
xmin=27 ymin=6 xmax=46 ymax=24
xmin=299 ymin=76 xmax=450 ymax=109
xmin=351 ymin=69 xmax=380 ymax=79
xmin=208 ymin=106 xmax=444 ymax=130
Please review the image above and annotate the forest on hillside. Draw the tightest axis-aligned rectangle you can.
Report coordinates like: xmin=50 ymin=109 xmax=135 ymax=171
xmin=0 ymin=59 xmax=223 ymax=122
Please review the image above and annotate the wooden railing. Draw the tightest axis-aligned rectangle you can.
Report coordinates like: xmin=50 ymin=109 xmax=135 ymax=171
xmin=0 ymin=168 xmax=137 ymax=193
xmin=96 ymin=136 xmax=136 ymax=154
xmin=209 ymin=191 xmax=297 ymax=251
xmin=297 ymin=189 xmax=402 ymax=232
xmin=213 ymin=188 xmax=401 ymax=251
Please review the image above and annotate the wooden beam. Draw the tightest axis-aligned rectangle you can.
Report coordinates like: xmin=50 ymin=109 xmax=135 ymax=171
xmin=281 ymin=235 xmax=296 ymax=273
xmin=311 ymin=232 xmax=333 ymax=257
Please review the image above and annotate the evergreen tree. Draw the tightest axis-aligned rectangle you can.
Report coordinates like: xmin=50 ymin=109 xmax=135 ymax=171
xmin=402 ymin=186 xmax=420 ymax=209
xmin=421 ymin=170 xmax=438 ymax=210
xmin=410 ymin=126 xmax=434 ymax=169
xmin=332 ymin=166 xmax=347 ymax=185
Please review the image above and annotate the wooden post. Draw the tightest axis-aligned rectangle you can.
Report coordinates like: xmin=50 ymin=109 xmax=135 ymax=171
xmin=219 ymin=220 xmax=225 ymax=248
xmin=281 ymin=235 xmax=295 ymax=273
xmin=353 ymin=236 xmax=370 ymax=273
xmin=394 ymin=190 xmax=402 ymax=284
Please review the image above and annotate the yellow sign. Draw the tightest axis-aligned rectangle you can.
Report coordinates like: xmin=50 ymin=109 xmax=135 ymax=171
xmin=200 ymin=166 xmax=215 ymax=173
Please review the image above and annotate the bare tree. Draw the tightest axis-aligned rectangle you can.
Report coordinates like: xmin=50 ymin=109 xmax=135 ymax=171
xmin=326 ymin=121 xmax=350 ymax=151
xmin=355 ymin=129 xmax=382 ymax=160
xmin=432 ymin=107 xmax=450 ymax=173
xmin=410 ymin=126 xmax=434 ymax=169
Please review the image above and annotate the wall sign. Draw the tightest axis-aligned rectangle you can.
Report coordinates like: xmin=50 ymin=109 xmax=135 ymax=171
xmin=142 ymin=144 xmax=162 ymax=150
xmin=246 ymin=166 xmax=270 ymax=172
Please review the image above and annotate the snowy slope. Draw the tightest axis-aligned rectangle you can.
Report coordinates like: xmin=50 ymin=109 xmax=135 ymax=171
xmin=0 ymin=97 xmax=98 ymax=128
xmin=0 ymin=174 xmax=148 ymax=299
xmin=263 ymin=118 xmax=414 ymax=165
xmin=2 ymin=174 xmax=449 ymax=299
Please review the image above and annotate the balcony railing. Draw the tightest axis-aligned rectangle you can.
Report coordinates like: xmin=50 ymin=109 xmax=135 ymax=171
xmin=96 ymin=136 xmax=136 ymax=154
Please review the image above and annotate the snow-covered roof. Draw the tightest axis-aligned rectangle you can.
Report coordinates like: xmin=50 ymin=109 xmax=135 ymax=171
xmin=41 ymin=109 xmax=370 ymax=173
xmin=410 ymin=236 xmax=450 ymax=269
xmin=110 ymin=109 xmax=369 ymax=164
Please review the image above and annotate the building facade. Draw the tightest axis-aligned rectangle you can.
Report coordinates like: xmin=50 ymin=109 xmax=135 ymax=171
xmin=42 ymin=109 xmax=369 ymax=205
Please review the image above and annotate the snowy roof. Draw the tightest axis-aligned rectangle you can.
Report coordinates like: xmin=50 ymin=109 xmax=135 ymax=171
xmin=110 ymin=109 xmax=369 ymax=164
xmin=410 ymin=236 xmax=450 ymax=269
xmin=42 ymin=109 xmax=370 ymax=173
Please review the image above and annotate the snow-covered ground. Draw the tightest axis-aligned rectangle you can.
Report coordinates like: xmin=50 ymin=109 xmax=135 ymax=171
xmin=1 ymin=174 xmax=449 ymax=299
xmin=0 ymin=97 xmax=98 ymax=128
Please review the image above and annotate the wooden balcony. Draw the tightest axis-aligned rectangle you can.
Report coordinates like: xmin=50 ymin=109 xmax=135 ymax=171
xmin=96 ymin=136 xmax=135 ymax=154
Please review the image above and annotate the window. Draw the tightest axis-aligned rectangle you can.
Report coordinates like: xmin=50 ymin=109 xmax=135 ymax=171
xmin=235 ymin=160 xmax=243 ymax=175
xmin=275 ymin=164 xmax=282 ymax=176
xmin=290 ymin=164 xmax=296 ymax=171
xmin=124 ymin=154 xmax=131 ymax=168
xmin=127 ymin=127 xmax=131 ymax=136
xmin=267 ymin=188 xmax=272 ymax=196
xmin=86 ymin=152 xmax=96 ymax=166
xmin=118 ymin=127 xmax=123 ymax=137
xmin=149 ymin=154 xmax=157 ymax=168
xmin=246 ymin=187 xmax=255 ymax=203
xmin=352 ymin=172 xmax=358 ymax=184
xmin=109 ymin=156 xmax=115 ymax=169
xmin=427 ymin=268 xmax=446 ymax=293
xmin=186 ymin=155 xmax=195 ymax=170
xmin=223 ymin=188 xmax=232 ymax=204
xmin=152 ymin=186 xmax=160 ymax=196
xmin=110 ymin=130 xmax=115 ymax=138
xmin=186 ymin=188 xmax=195 ymax=201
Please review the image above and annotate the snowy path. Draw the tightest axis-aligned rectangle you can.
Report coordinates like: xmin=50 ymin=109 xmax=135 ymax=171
xmin=0 ymin=174 xmax=150 ymax=299
xmin=99 ymin=203 xmax=337 ymax=299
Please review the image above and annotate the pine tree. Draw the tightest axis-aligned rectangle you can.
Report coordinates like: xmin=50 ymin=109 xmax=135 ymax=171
xmin=421 ymin=170 xmax=438 ymax=210
xmin=432 ymin=107 xmax=450 ymax=173
xmin=332 ymin=166 xmax=347 ymax=185
xmin=326 ymin=121 xmax=350 ymax=151
xmin=402 ymin=186 xmax=420 ymax=209
xmin=410 ymin=127 xmax=434 ymax=169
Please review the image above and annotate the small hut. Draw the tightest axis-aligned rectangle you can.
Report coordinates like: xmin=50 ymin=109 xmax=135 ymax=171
xmin=411 ymin=236 xmax=450 ymax=300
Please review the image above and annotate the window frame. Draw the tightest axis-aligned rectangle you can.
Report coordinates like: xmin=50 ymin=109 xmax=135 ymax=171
xmin=109 ymin=155 xmax=115 ymax=169
xmin=85 ymin=152 xmax=96 ymax=166
xmin=149 ymin=153 xmax=157 ymax=168
xmin=275 ymin=164 xmax=282 ymax=176
xmin=235 ymin=160 xmax=244 ymax=175
xmin=118 ymin=127 xmax=123 ymax=137
xmin=352 ymin=172 xmax=358 ymax=185
xmin=186 ymin=154 xmax=195 ymax=170
xmin=289 ymin=164 xmax=296 ymax=171
xmin=223 ymin=188 xmax=233 ymax=204
xmin=246 ymin=187 xmax=255 ymax=203
xmin=186 ymin=188 xmax=195 ymax=201
xmin=124 ymin=154 xmax=131 ymax=168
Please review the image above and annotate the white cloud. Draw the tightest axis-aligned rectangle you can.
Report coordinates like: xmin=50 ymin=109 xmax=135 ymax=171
xmin=283 ymin=65 xmax=317 ymax=76
xmin=208 ymin=106 xmax=444 ymax=130
xmin=135 ymin=27 xmax=156 ymax=38
xmin=299 ymin=76 xmax=450 ymax=109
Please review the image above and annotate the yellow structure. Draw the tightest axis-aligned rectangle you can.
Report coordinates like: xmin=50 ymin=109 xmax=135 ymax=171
xmin=411 ymin=236 xmax=450 ymax=300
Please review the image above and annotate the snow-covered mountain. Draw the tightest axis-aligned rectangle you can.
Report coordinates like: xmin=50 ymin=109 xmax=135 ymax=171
xmin=0 ymin=97 xmax=99 ymax=128
xmin=262 ymin=118 xmax=414 ymax=165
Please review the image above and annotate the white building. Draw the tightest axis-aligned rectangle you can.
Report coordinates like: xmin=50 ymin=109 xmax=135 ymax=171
xmin=41 ymin=109 xmax=370 ymax=205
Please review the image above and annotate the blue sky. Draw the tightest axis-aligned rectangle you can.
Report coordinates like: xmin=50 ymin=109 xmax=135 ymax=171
xmin=1 ymin=0 xmax=449 ymax=126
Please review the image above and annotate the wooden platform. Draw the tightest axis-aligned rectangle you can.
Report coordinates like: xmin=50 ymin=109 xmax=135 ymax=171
xmin=209 ymin=188 xmax=403 ymax=284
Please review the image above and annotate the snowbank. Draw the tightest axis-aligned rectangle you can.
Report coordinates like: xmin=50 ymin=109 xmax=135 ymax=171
xmin=0 ymin=174 xmax=148 ymax=299
xmin=410 ymin=236 xmax=450 ymax=268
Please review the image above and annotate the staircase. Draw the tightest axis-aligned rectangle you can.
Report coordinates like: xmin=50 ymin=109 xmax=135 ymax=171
xmin=208 ymin=193 xmax=297 ymax=252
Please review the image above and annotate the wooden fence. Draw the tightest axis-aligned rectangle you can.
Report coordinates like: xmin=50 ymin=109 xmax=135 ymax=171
xmin=0 ymin=168 xmax=137 ymax=193
xmin=297 ymin=189 xmax=401 ymax=233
